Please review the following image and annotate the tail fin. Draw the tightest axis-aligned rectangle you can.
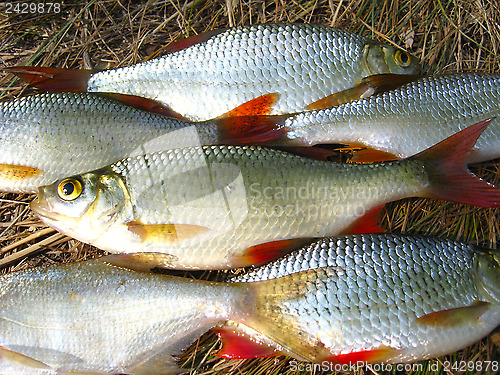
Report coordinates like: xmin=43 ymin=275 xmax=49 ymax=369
xmin=415 ymin=118 xmax=500 ymax=207
xmin=4 ymin=66 xmax=91 ymax=92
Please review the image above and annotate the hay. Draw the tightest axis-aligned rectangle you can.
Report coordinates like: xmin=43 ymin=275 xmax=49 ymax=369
xmin=0 ymin=0 xmax=498 ymax=373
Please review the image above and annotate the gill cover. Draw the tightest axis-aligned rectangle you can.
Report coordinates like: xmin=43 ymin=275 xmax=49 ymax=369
xmin=475 ymin=249 xmax=500 ymax=304
xmin=33 ymin=168 xmax=130 ymax=235
xmin=364 ymin=42 xmax=419 ymax=75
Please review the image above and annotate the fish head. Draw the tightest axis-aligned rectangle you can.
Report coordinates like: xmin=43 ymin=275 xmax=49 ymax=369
xmin=475 ymin=248 xmax=500 ymax=304
xmin=30 ymin=167 xmax=132 ymax=242
xmin=364 ymin=42 xmax=420 ymax=75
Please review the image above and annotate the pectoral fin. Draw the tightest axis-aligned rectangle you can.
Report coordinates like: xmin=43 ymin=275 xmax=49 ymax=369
xmin=0 ymin=163 xmax=42 ymax=180
xmin=0 ymin=346 xmax=51 ymax=369
xmin=306 ymin=74 xmax=421 ymax=110
xmin=416 ymin=301 xmax=491 ymax=327
xmin=126 ymin=221 xmax=209 ymax=243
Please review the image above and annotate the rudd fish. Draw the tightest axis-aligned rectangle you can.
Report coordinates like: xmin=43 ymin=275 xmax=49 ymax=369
xmin=0 ymin=91 xmax=282 ymax=193
xmin=6 ymin=23 xmax=419 ymax=121
xmin=0 ymin=234 xmax=498 ymax=374
xmin=272 ymin=73 xmax=500 ymax=163
xmin=219 ymin=234 xmax=500 ymax=364
xmin=30 ymin=120 xmax=500 ymax=270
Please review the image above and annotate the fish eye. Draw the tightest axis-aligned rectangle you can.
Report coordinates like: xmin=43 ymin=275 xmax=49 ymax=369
xmin=395 ymin=50 xmax=411 ymax=67
xmin=57 ymin=178 xmax=83 ymax=201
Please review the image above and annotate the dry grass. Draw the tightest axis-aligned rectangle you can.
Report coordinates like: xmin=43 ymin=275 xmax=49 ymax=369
xmin=0 ymin=0 xmax=499 ymax=374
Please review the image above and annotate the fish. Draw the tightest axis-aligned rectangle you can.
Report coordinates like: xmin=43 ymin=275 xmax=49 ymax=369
xmin=30 ymin=120 xmax=500 ymax=270
xmin=0 ymin=258 xmax=244 ymax=374
xmin=271 ymin=73 xmax=500 ymax=163
xmin=1 ymin=234 xmax=498 ymax=373
xmin=218 ymin=234 xmax=500 ymax=364
xmin=5 ymin=23 xmax=420 ymax=121
xmin=0 ymin=91 xmax=284 ymax=193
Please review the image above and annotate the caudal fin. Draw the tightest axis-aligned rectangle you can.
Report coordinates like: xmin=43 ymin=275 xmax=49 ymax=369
xmin=5 ymin=66 xmax=91 ymax=92
xmin=415 ymin=118 xmax=500 ymax=207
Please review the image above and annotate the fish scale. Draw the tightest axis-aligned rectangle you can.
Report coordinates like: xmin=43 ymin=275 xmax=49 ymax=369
xmin=233 ymin=234 xmax=499 ymax=363
xmin=86 ymin=23 xmax=419 ymax=120
xmin=284 ymin=73 xmax=500 ymax=163
xmin=0 ymin=235 xmax=499 ymax=372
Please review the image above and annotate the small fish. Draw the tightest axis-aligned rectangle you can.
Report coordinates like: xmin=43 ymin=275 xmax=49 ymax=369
xmin=0 ymin=92 xmax=282 ymax=193
xmin=272 ymin=73 xmax=500 ymax=163
xmin=30 ymin=120 xmax=500 ymax=270
xmin=0 ymin=234 xmax=498 ymax=373
xmin=6 ymin=23 xmax=419 ymax=121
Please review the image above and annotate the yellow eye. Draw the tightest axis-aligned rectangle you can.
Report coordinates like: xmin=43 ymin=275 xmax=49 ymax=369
xmin=395 ymin=50 xmax=411 ymax=67
xmin=57 ymin=178 xmax=83 ymax=201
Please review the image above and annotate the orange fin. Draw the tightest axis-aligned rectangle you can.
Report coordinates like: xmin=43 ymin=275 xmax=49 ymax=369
xmin=213 ymin=327 xmax=281 ymax=359
xmin=5 ymin=66 xmax=91 ymax=92
xmin=414 ymin=118 xmax=500 ymax=207
xmin=324 ymin=345 xmax=401 ymax=364
xmin=126 ymin=221 xmax=209 ymax=243
xmin=101 ymin=252 xmax=178 ymax=271
xmin=97 ymin=93 xmax=188 ymax=119
xmin=217 ymin=94 xmax=287 ymax=144
xmin=342 ymin=143 xmax=400 ymax=163
xmin=416 ymin=301 xmax=491 ymax=327
xmin=223 ymin=93 xmax=279 ymax=117
xmin=165 ymin=29 xmax=224 ymax=53
xmin=340 ymin=205 xmax=386 ymax=235
xmin=234 ymin=238 xmax=315 ymax=268
xmin=306 ymin=74 xmax=421 ymax=110
xmin=0 ymin=164 xmax=42 ymax=180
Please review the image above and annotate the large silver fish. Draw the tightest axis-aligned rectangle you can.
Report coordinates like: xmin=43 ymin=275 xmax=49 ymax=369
xmin=275 ymin=73 xmax=500 ymax=163
xmin=0 ymin=91 xmax=279 ymax=193
xmin=0 ymin=234 xmax=498 ymax=373
xmin=6 ymin=23 xmax=419 ymax=121
xmin=30 ymin=120 xmax=500 ymax=270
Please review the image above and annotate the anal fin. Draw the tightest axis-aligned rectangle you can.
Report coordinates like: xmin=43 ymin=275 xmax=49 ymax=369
xmin=340 ymin=205 xmax=386 ymax=235
xmin=233 ymin=238 xmax=316 ymax=268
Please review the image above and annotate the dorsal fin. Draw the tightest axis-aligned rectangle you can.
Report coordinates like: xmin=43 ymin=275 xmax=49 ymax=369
xmin=4 ymin=66 xmax=92 ymax=92
xmin=165 ymin=29 xmax=224 ymax=53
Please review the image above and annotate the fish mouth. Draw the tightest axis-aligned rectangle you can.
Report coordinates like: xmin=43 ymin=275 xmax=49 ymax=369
xmin=30 ymin=187 xmax=62 ymax=222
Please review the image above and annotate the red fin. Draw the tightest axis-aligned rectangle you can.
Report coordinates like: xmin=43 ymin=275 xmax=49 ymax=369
xmin=414 ymin=118 xmax=500 ymax=207
xmin=165 ymin=29 xmax=224 ymax=53
xmin=217 ymin=95 xmax=288 ymax=144
xmin=340 ymin=205 xmax=385 ymax=235
xmin=416 ymin=301 xmax=490 ymax=327
xmin=213 ymin=328 xmax=280 ymax=359
xmin=325 ymin=345 xmax=400 ymax=364
xmin=306 ymin=74 xmax=421 ymax=110
xmin=5 ymin=66 xmax=91 ymax=92
xmin=98 ymin=93 xmax=188 ymax=119
xmin=234 ymin=238 xmax=315 ymax=267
